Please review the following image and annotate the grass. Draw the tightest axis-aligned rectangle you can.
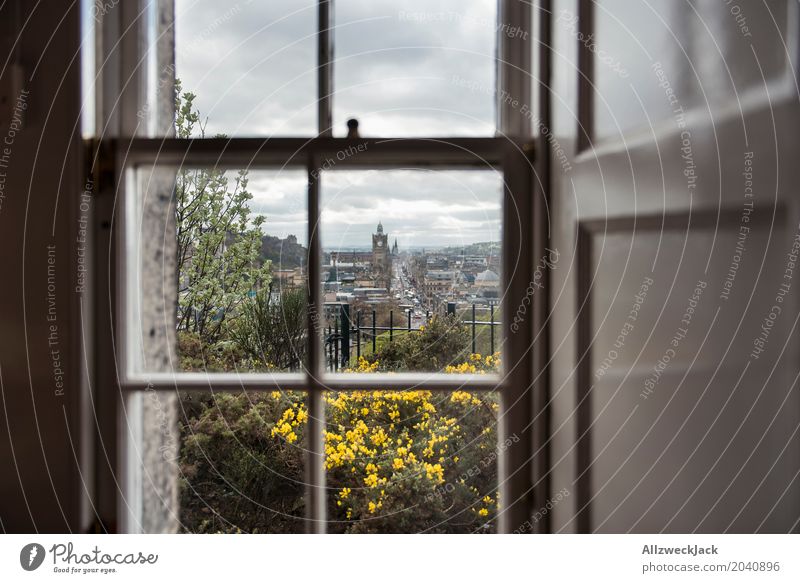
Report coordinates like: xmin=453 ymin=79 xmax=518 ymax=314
xmin=331 ymin=325 xmax=502 ymax=369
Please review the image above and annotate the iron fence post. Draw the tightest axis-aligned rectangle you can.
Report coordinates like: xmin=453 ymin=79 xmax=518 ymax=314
xmin=490 ymin=304 xmax=495 ymax=355
xmin=327 ymin=325 xmax=332 ymax=371
xmin=372 ymin=309 xmax=377 ymax=353
xmin=340 ymin=303 xmax=351 ymax=369
xmin=334 ymin=316 xmax=339 ymax=372
xmin=356 ymin=310 xmax=361 ymax=360
xmin=472 ymin=303 xmax=476 ymax=354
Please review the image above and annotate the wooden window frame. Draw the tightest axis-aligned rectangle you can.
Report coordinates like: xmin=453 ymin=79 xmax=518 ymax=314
xmin=92 ymin=0 xmax=538 ymax=534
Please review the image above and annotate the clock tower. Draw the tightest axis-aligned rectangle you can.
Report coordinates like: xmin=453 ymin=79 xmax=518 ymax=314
xmin=371 ymin=221 xmax=391 ymax=289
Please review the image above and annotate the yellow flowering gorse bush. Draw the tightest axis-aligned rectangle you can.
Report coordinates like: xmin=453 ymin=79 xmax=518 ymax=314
xmin=179 ymin=308 xmax=504 ymax=533
xmin=267 ymin=354 xmax=501 ymax=532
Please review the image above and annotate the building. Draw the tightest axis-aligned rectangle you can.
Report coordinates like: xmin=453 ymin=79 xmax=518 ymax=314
xmin=474 ymin=269 xmax=500 ymax=299
xmin=372 ymin=221 xmax=389 ymax=269
xmin=371 ymin=221 xmax=392 ymax=290
xmin=423 ymin=270 xmax=460 ymax=299
xmin=273 ymin=267 xmax=306 ymax=290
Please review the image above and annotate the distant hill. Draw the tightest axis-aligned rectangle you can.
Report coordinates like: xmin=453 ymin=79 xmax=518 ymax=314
xmin=442 ymin=241 xmax=501 ymax=255
xmin=261 ymin=234 xmax=307 ymax=269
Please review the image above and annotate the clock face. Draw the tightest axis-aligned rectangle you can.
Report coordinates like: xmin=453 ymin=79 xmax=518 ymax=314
xmin=377 ymin=241 xmax=383 ymax=247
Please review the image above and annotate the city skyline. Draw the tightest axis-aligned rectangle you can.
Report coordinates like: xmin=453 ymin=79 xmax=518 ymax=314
xmin=245 ymin=169 xmax=502 ymax=249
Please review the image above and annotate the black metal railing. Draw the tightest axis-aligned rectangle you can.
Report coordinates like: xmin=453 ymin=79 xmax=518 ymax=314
xmin=323 ymin=301 xmax=500 ymax=371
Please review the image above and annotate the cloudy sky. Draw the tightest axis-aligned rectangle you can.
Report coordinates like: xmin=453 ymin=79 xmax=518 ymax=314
xmin=240 ymin=169 xmax=502 ymax=249
xmin=175 ymin=0 xmax=501 ymax=248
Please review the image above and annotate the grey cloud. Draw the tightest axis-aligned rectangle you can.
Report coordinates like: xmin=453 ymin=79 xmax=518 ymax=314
xmin=321 ymin=170 xmax=501 ymax=248
xmin=177 ymin=0 xmax=497 ymax=136
xmin=176 ymin=1 xmax=502 ymax=248
xmin=332 ymin=0 xmax=496 ymax=135
xmin=176 ymin=0 xmax=317 ymax=135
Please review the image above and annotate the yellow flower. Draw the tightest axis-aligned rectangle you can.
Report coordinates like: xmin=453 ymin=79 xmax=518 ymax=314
xmin=368 ymin=501 xmax=377 ymax=513
xmin=352 ymin=356 xmax=379 ymax=373
xmin=393 ymin=458 xmax=404 ymax=470
xmin=450 ymin=391 xmax=472 ymax=404
xmin=370 ymin=429 xmax=388 ymax=446
xmin=424 ymin=462 xmax=444 ymax=484
xmin=271 ymin=418 xmax=299 ymax=443
xmin=339 ymin=487 xmax=351 ymax=499
xmin=478 ymin=508 xmax=489 ymax=517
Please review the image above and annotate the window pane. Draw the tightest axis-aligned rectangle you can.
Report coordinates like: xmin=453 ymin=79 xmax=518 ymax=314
xmin=175 ymin=0 xmax=317 ymax=136
xmin=325 ymin=390 xmax=499 ymax=533
xmin=173 ymin=167 xmax=308 ymax=373
xmin=177 ymin=390 xmax=307 ymax=533
xmin=333 ymin=1 xmax=498 ymax=136
xmin=127 ymin=162 xmax=308 ymax=375
xmin=320 ymin=169 xmax=503 ymax=375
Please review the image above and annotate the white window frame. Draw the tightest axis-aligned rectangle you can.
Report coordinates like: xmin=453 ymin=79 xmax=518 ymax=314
xmin=93 ymin=0 xmax=538 ymax=534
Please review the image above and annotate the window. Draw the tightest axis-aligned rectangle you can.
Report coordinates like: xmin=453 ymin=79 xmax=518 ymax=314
xmin=92 ymin=0 xmax=538 ymax=533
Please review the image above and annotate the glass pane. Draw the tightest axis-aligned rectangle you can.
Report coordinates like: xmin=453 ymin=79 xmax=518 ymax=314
xmin=333 ymin=1 xmax=498 ymax=136
xmin=174 ymin=0 xmax=317 ymax=136
xmin=128 ymin=157 xmax=308 ymax=374
xmin=320 ymin=169 xmax=503 ymax=375
xmin=325 ymin=390 xmax=499 ymax=533
xmin=177 ymin=390 xmax=307 ymax=533
xmin=172 ymin=167 xmax=308 ymax=373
